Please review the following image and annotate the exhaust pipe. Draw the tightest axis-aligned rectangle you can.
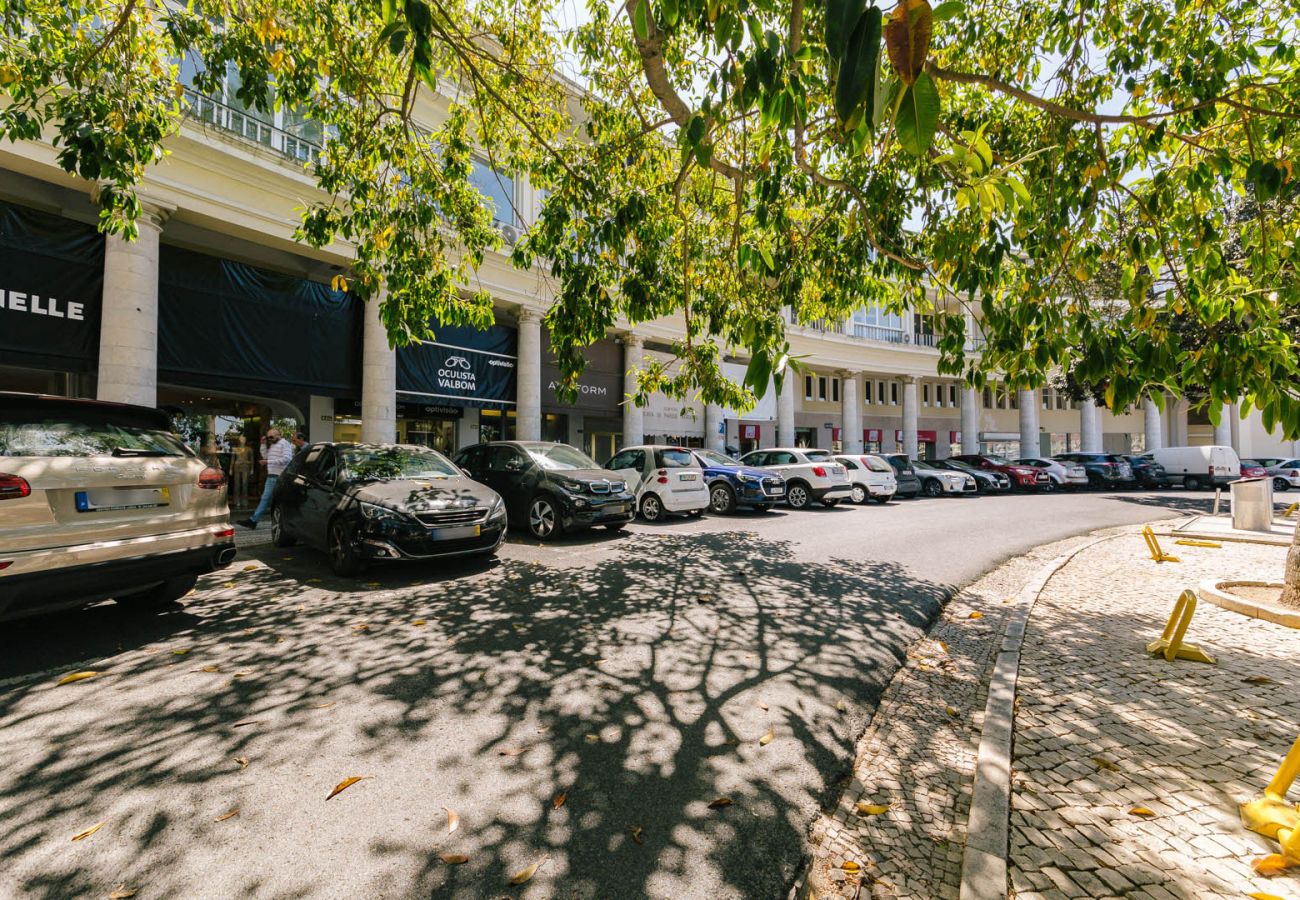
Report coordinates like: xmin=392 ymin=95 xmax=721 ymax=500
xmin=216 ymin=547 xmax=237 ymax=566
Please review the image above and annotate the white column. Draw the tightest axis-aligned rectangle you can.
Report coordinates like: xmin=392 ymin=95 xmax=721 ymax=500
xmin=516 ymin=308 xmax=542 ymax=441
xmin=841 ymin=372 xmax=862 ymax=453
xmin=361 ymin=287 xmax=396 ymax=443
xmin=1079 ymin=397 xmax=1102 ymax=452
xmin=961 ymin=386 xmax=980 ymax=454
xmin=1213 ymin=401 xmax=1233 ymax=447
xmin=1018 ymin=389 xmax=1039 ymax=457
xmin=1173 ymin=397 xmax=1190 ymax=445
xmin=621 ymin=332 xmax=644 ymax=447
xmin=1143 ymin=396 xmax=1163 ymax=452
xmin=900 ymin=377 xmax=918 ymax=459
xmin=777 ymin=373 xmax=796 ymax=446
xmin=704 ymin=403 xmax=726 ymax=452
xmin=97 ymin=202 xmax=171 ymax=406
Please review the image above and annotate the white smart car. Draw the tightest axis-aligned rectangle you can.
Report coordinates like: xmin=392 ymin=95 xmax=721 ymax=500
xmin=604 ymin=445 xmax=709 ymax=521
xmin=834 ymin=454 xmax=897 ymax=504
xmin=738 ymin=447 xmax=854 ymax=509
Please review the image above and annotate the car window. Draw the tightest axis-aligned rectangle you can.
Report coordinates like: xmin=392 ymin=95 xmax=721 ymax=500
xmin=740 ymin=452 xmax=766 ymax=466
xmin=607 ymin=450 xmax=638 ymax=470
xmin=804 ymin=450 xmax=833 ymax=462
xmin=695 ymin=449 xmax=734 ymax=468
xmin=315 ymin=447 xmax=338 ymax=485
xmin=339 ymin=445 xmax=461 ymax=482
xmin=526 ymin=444 xmax=600 ymax=470
xmin=862 ymin=455 xmax=892 ymax=473
xmin=655 ymin=448 xmax=695 ymax=468
xmin=839 ymin=457 xmax=859 ymax=470
xmin=770 ymin=451 xmax=796 ymax=465
xmin=453 ymin=446 xmax=480 ymax=470
xmin=488 ymin=445 xmax=526 ymax=472
xmin=0 ymin=417 xmax=190 ymax=458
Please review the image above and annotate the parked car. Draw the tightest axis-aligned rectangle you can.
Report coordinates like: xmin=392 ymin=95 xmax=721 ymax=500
xmin=950 ymin=453 xmax=1051 ymax=491
xmin=455 ymin=441 xmax=635 ymax=540
xmin=1015 ymin=457 xmax=1088 ymax=491
xmin=689 ymin=447 xmax=786 ymax=513
xmin=834 ymin=454 xmax=898 ymax=504
xmin=738 ymin=447 xmax=853 ymax=509
xmin=1266 ymin=459 xmax=1300 ymax=492
xmin=1252 ymin=457 xmax=1289 ymax=470
xmin=1240 ymin=459 xmax=1270 ymax=479
xmin=932 ymin=458 xmax=1011 ymax=493
xmin=911 ymin=459 xmax=978 ymax=497
xmin=881 ymin=454 xmax=923 ymax=499
xmin=0 ymin=392 xmax=236 ymax=620
xmin=605 ymin=445 xmax=710 ymax=521
xmin=1054 ymin=452 xmax=1136 ymax=489
xmin=1122 ymin=454 xmax=1171 ymax=488
xmin=1146 ymin=445 xmax=1240 ymax=490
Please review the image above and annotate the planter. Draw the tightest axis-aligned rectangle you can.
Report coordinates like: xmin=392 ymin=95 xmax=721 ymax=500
xmin=1198 ymin=580 xmax=1300 ymax=630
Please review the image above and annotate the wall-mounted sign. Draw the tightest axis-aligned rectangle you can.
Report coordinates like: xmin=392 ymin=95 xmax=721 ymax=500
xmin=865 ymin=428 xmax=882 ymax=442
xmin=397 ymin=322 xmax=517 ymax=409
xmin=541 ymin=335 xmax=622 ymax=414
xmin=895 ymin=430 xmax=939 ymax=442
xmin=741 ymin=423 xmax=760 ymax=440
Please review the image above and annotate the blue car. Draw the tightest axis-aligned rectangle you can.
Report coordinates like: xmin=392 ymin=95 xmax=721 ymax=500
xmin=689 ymin=448 xmax=787 ymax=514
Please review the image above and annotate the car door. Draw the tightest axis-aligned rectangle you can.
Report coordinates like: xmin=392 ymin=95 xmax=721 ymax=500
xmin=740 ymin=451 xmax=767 ymax=468
xmin=607 ymin=449 xmax=647 ymax=499
xmin=299 ymin=446 xmax=340 ymax=549
xmin=277 ymin=444 xmax=323 ymax=538
xmin=483 ymin=445 xmax=530 ymax=521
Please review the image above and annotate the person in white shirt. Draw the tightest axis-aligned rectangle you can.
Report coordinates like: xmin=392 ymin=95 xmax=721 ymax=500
xmin=238 ymin=428 xmax=296 ymax=529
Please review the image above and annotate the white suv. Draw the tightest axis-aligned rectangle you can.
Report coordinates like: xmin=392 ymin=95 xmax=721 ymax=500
xmin=0 ymin=393 xmax=236 ymax=620
xmin=605 ymin=445 xmax=709 ymax=521
xmin=738 ymin=448 xmax=854 ymax=509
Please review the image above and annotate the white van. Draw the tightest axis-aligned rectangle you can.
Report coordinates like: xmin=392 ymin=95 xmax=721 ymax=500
xmin=1145 ymin=445 xmax=1241 ymax=490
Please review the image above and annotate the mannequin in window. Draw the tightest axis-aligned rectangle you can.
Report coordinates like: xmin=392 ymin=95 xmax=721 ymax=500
xmin=231 ymin=435 xmax=252 ymax=506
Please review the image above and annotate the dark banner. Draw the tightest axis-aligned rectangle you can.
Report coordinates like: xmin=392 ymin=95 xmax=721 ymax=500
xmin=158 ymin=245 xmax=362 ymax=397
xmin=397 ymin=322 xmax=516 ymax=409
xmin=336 ymin=398 xmax=465 ymax=419
xmin=541 ymin=336 xmax=623 ymax=414
xmin=0 ymin=201 xmax=104 ymax=373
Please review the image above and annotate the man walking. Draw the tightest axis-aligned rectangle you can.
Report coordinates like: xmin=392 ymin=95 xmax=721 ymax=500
xmin=238 ymin=428 xmax=294 ymax=529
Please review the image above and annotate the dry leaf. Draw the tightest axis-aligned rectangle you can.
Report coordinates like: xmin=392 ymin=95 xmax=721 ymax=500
xmin=968 ymin=612 xmax=984 ymax=619
xmin=365 ymin=582 xmax=381 ymax=588
xmin=235 ymin=756 xmax=249 ymax=769
xmin=1091 ymin=756 xmax=1120 ymax=772
xmin=57 ymin=671 xmax=99 ymax=686
xmin=172 ymin=648 xmax=190 ymax=656
xmin=108 ymin=886 xmax=137 ymax=899
xmin=1252 ymin=854 xmax=1293 ymax=877
xmin=412 ymin=619 xmax=427 ymax=626
xmin=222 ymin=581 xmax=237 ymax=588
xmin=708 ymin=797 xmax=733 ymax=809
xmin=71 ymin=821 xmax=106 ymax=841
xmin=231 ymin=719 xmax=261 ymax=728
xmin=1244 ymin=675 xmax=1274 ymax=685
xmin=630 ymin=826 xmax=644 ymax=844
xmin=509 ymin=860 xmax=542 ymax=884
xmin=199 ymin=665 xmax=220 ymax=673
xmin=945 ymin=706 xmax=959 ymax=717
xmin=856 ymin=802 xmax=890 ymax=816
xmin=242 ymin=564 xmax=258 ymax=572
xmin=439 ymin=853 xmax=469 ymax=865
xmin=552 ymin=792 xmax=567 ymax=810
xmin=311 ymin=702 xmax=335 ymax=709
xmin=758 ymin=702 xmax=769 ymax=711
xmin=585 ymin=733 xmax=600 ymax=743
xmin=1127 ymin=806 xmax=1156 ymax=817
xmin=444 ymin=806 xmax=460 ymax=833
xmin=759 ymin=727 xmax=774 ymax=746
xmin=842 ymin=860 xmax=861 ymax=873
xmin=937 ymin=641 xmax=949 ymax=654
xmin=326 ymin=776 xmax=367 ymax=800
xmin=498 ymin=747 xmax=527 ymax=756
xmin=214 ymin=808 xmax=240 ymax=822
xmin=836 ymin=699 xmax=847 ymax=712
xmin=1249 ymin=893 xmax=1286 ymax=900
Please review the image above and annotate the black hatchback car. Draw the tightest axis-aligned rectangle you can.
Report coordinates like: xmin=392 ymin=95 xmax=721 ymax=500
xmin=1122 ymin=454 xmax=1171 ymax=488
xmin=454 ymin=441 xmax=636 ymax=540
xmin=270 ymin=442 xmax=506 ymax=576
xmin=881 ymin=454 xmax=923 ymax=498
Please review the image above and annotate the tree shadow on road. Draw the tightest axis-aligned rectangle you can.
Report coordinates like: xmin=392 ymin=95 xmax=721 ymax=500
xmin=0 ymin=531 xmax=950 ymax=900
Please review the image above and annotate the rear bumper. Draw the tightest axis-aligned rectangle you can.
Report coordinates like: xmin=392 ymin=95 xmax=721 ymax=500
xmin=660 ymin=489 xmax=709 ymax=513
xmin=809 ymin=483 xmax=854 ymax=501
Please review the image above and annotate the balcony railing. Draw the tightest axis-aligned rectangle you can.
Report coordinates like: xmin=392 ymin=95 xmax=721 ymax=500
xmin=182 ymin=87 xmax=324 ymax=164
xmin=851 ymin=323 xmax=907 ymax=343
xmin=912 ymin=331 xmax=937 ymax=347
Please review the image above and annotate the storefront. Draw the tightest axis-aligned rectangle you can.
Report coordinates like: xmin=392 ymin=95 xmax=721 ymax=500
xmin=864 ymin=428 xmax=883 ymax=453
xmin=541 ymin=335 xmax=623 ymax=460
xmin=641 ymin=349 xmax=706 ymax=446
xmin=896 ymin=429 xmax=939 ymax=458
xmin=721 ymin=361 xmax=776 ymax=453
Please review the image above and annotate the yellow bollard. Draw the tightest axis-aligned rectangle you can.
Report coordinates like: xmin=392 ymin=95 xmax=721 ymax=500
xmin=1174 ymin=539 xmax=1221 ymax=548
xmin=1142 ymin=525 xmax=1180 ymax=563
xmin=1284 ymin=502 xmax=1298 ymax=519
xmin=1241 ymin=735 xmax=1300 ymax=865
xmin=1145 ymin=590 xmax=1215 ymax=663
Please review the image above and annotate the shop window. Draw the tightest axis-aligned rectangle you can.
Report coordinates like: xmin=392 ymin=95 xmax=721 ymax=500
xmin=405 ymin=418 xmax=456 ymax=454
xmin=478 ymin=408 xmax=517 ymax=443
xmin=541 ymin=413 xmax=567 ymax=443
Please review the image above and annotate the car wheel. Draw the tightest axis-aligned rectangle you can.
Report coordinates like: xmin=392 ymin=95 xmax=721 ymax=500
xmin=1041 ymin=481 xmax=1057 ymax=493
xmin=1183 ymin=475 xmax=1202 ymax=491
xmin=329 ymin=518 xmax=366 ymax=577
xmin=850 ymin=484 xmax=867 ymax=504
xmin=640 ymin=493 xmax=664 ymax=522
xmin=116 ymin=573 xmax=198 ymax=611
xmin=710 ymin=483 xmax=737 ymax=515
xmin=271 ymin=506 xmax=296 ymax=547
xmin=785 ymin=481 xmax=810 ymax=509
xmin=1273 ymin=477 xmax=1289 ymax=492
xmin=528 ymin=495 xmax=562 ymax=540
xmin=922 ymin=478 xmax=943 ymax=498
xmin=821 ymin=498 xmax=840 ymax=508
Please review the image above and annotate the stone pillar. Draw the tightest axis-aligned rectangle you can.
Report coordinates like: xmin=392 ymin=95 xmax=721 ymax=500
xmin=361 ymin=287 xmax=396 ymax=443
xmin=777 ymin=373 xmax=796 ymax=446
xmin=704 ymin=403 xmax=726 ymax=452
xmin=1018 ymin=389 xmax=1039 ymax=457
xmin=1079 ymin=398 xmax=1102 ymax=452
xmin=900 ymin=377 xmax=918 ymax=459
xmin=841 ymin=372 xmax=862 ymax=453
xmin=516 ymin=308 xmax=542 ymax=441
xmin=1143 ymin=396 xmax=1163 ymax=453
xmin=97 ymin=202 xmax=172 ymax=406
xmin=961 ymin=386 xmax=980 ymax=454
xmin=621 ymin=332 xmax=644 ymax=447
xmin=1213 ymin=401 xmax=1233 ymax=447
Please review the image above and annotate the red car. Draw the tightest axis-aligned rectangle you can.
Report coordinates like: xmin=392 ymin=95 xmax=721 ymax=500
xmin=1241 ymin=459 xmax=1269 ymax=479
xmin=949 ymin=454 xmax=1052 ymax=491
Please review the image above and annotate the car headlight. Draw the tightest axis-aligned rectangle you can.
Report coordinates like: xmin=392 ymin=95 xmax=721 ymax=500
xmin=359 ymin=501 xmax=404 ymax=523
xmin=736 ymin=472 xmax=760 ymax=485
xmin=556 ymin=477 xmax=587 ymax=495
xmin=488 ymin=495 xmax=506 ymax=520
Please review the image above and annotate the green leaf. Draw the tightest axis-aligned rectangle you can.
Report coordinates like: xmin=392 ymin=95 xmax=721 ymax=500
xmin=825 ymin=0 xmax=866 ymax=64
xmin=633 ymin=0 xmax=651 ymax=40
xmin=874 ymin=76 xmax=899 ymax=130
xmin=932 ymin=1 xmax=964 ymax=20
xmin=894 ymin=71 xmax=938 ymax=156
xmin=405 ymin=0 xmax=432 ymax=34
xmin=744 ymin=350 xmax=772 ymax=396
xmin=662 ymin=0 xmax=678 ymax=26
xmin=759 ymin=245 xmax=775 ymax=270
xmin=387 ymin=27 xmax=408 ymax=55
xmin=834 ymin=7 xmax=882 ymax=130
xmin=382 ymin=0 xmax=398 ymax=24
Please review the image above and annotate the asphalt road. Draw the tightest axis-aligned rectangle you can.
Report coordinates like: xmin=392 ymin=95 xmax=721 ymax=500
xmin=0 ymin=488 xmax=1212 ymax=900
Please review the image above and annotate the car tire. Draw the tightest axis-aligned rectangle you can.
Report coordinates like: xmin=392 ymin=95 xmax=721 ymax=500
xmin=271 ymin=506 xmax=296 ymax=547
xmin=785 ymin=481 xmax=811 ymax=510
xmin=1183 ymin=475 xmax=1202 ymax=491
xmin=329 ymin=518 xmax=366 ymax=577
xmin=1041 ymin=481 xmax=1057 ymax=493
xmin=873 ymin=495 xmax=891 ymax=504
xmin=1273 ymin=477 xmax=1289 ymax=492
xmin=922 ymin=478 xmax=943 ymax=498
xmin=850 ymin=484 xmax=867 ymax=504
xmin=604 ymin=522 xmax=627 ymax=532
xmin=709 ymin=483 xmax=737 ymax=515
xmin=640 ymin=493 xmax=664 ymax=522
xmin=116 ymin=573 xmax=198 ymax=611
xmin=528 ymin=495 xmax=563 ymax=540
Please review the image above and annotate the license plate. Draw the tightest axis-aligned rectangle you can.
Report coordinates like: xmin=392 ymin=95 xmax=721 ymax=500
xmin=770 ymin=487 xmax=785 ymax=495
xmin=430 ymin=524 xmax=480 ymax=540
xmin=680 ymin=473 xmax=698 ymax=481
xmin=76 ymin=486 xmax=170 ymax=512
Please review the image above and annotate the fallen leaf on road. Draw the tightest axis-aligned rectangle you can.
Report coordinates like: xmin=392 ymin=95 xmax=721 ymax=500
xmin=1244 ymin=675 xmax=1274 ymax=685
xmin=172 ymin=649 xmax=190 ymax=656
xmin=311 ymin=702 xmax=335 ymax=709
xmin=855 ymin=802 xmax=890 ymax=816
xmin=352 ymin=623 xmax=370 ymax=632
xmin=1250 ymin=893 xmax=1286 ymax=900
xmin=842 ymin=861 xmax=861 ymax=873
xmin=630 ymin=826 xmax=644 ymax=844
xmin=242 ymin=565 xmax=258 ymax=572
xmin=1127 ymin=807 xmax=1156 ymax=817
xmin=1091 ymin=756 xmax=1120 ymax=772
xmin=214 ymin=808 xmax=240 ymax=822
xmin=439 ymin=853 xmax=469 ymax=865
xmin=231 ymin=720 xmax=262 ymax=728
xmin=412 ymin=619 xmax=427 ymax=626
xmin=198 ymin=665 xmax=220 ymax=673
xmin=222 ymin=581 xmax=237 ymax=588
xmin=585 ymin=733 xmax=600 ymax=743
xmin=1252 ymin=854 xmax=1293 ymax=877
xmin=234 ymin=756 xmax=249 ymax=769
xmin=108 ymin=886 xmax=137 ymax=899
xmin=509 ymin=857 xmax=544 ymax=883
xmin=708 ymin=797 xmax=733 ymax=809
xmin=937 ymin=641 xmax=949 ymax=654
xmin=759 ymin=727 xmax=774 ymax=746
xmin=276 ymin=636 xmax=285 ymax=643
xmin=71 ymin=822 xmax=105 ymax=841
xmin=945 ymin=706 xmax=959 ymax=717
xmin=836 ymin=700 xmax=847 ymax=712
xmin=968 ymin=612 xmax=984 ymax=619
xmin=444 ymin=807 xmax=460 ymax=833
xmin=498 ymin=747 xmax=526 ymax=756
xmin=57 ymin=671 xmax=99 ymax=686
xmin=758 ymin=702 xmax=769 ymax=711
xmin=365 ymin=582 xmax=381 ymax=588
xmin=326 ymin=776 xmax=367 ymax=800
xmin=552 ymin=792 xmax=567 ymax=809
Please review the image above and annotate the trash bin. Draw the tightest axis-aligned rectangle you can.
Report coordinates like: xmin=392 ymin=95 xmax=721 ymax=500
xmin=1230 ymin=477 xmax=1274 ymax=532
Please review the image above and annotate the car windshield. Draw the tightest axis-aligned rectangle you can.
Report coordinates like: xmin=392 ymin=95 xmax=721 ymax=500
xmin=945 ymin=459 xmax=976 ymax=470
xmin=655 ymin=448 xmax=696 ymax=468
xmin=1015 ymin=459 xmax=1043 ymax=466
xmin=912 ymin=459 xmax=938 ymax=470
xmin=803 ymin=450 xmax=834 ymax=461
xmin=0 ymin=419 xmax=189 ymax=458
xmin=339 ymin=446 xmax=460 ymax=482
xmin=526 ymin=444 xmax=600 ymax=470
xmin=861 ymin=455 xmax=892 ymax=472
xmin=695 ymin=449 xmax=736 ymax=467
xmin=982 ymin=455 xmax=1013 ymax=465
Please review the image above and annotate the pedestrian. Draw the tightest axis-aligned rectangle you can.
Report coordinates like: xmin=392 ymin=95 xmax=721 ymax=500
xmin=292 ymin=431 xmax=307 ymax=450
xmin=238 ymin=428 xmax=293 ymax=529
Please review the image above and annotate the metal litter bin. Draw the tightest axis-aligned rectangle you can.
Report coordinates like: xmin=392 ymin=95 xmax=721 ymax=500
xmin=1230 ymin=477 xmax=1274 ymax=532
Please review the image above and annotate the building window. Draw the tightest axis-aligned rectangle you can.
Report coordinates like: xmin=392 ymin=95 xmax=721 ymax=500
xmin=878 ymin=381 xmax=886 ymax=404
xmin=922 ymin=384 xmax=930 ymax=407
xmin=818 ymin=376 xmax=828 ymax=401
xmin=479 ymin=408 xmax=516 ymax=442
xmin=541 ymin=413 xmax=567 ymax=443
xmin=1009 ymin=390 xmax=1018 ymax=410
xmin=1041 ymin=389 xmax=1052 ymax=411
xmin=469 ymin=158 xmax=516 ymax=226
xmin=804 ymin=374 xmax=814 ymax=400
xmin=949 ymin=385 xmax=958 ymax=407
xmin=864 ymin=380 xmax=873 ymax=406
xmin=831 ymin=378 xmax=840 ymax=403
xmin=850 ymin=302 xmax=906 ymax=342
xmin=890 ymin=382 xmax=899 ymax=405
xmin=983 ymin=387 xmax=993 ymax=409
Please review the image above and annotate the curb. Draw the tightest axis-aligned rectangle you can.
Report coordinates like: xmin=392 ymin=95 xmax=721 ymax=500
xmin=1198 ymin=579 xmax=1300 ymax=629
xmin=1166 ymin=529 xmax=1293 ymax=548
xmin=957 ymin=532 xmax=1117 ymax=900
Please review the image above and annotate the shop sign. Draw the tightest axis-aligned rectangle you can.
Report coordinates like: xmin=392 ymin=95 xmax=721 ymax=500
xmin=894 ymin=430 xmax=939 ymax=442
xmin=865 ymin=428 xmax=881 ymax=442
xmin=541 ymin=336 xmax=623 ymax=414
xmin=335 ymin=399 xmax=464 ymax=419
xmin=397 ymin=322 xmax=517 ymax=409
xmin=741 ymin=423 xmax=760 ymax=440
xmin=950 ymin=430 xmax=961 ymax=444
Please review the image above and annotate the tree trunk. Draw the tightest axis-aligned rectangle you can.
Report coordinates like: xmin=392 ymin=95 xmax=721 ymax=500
xmin=1282 ymin=522 xmax=1300 ymax=609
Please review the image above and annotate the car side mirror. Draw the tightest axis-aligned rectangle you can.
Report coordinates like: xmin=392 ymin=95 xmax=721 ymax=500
xmin=506 ymin=459 xmax=525 ymax=472
xmin=460 ymin=466 xmax=473 ymax=477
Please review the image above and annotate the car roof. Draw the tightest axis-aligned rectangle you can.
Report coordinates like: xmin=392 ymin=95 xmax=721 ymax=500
xmin=623 ymin=445 xmax=694 ymax=451
xmin=0 ymin=390 xmax=172 ymax=429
